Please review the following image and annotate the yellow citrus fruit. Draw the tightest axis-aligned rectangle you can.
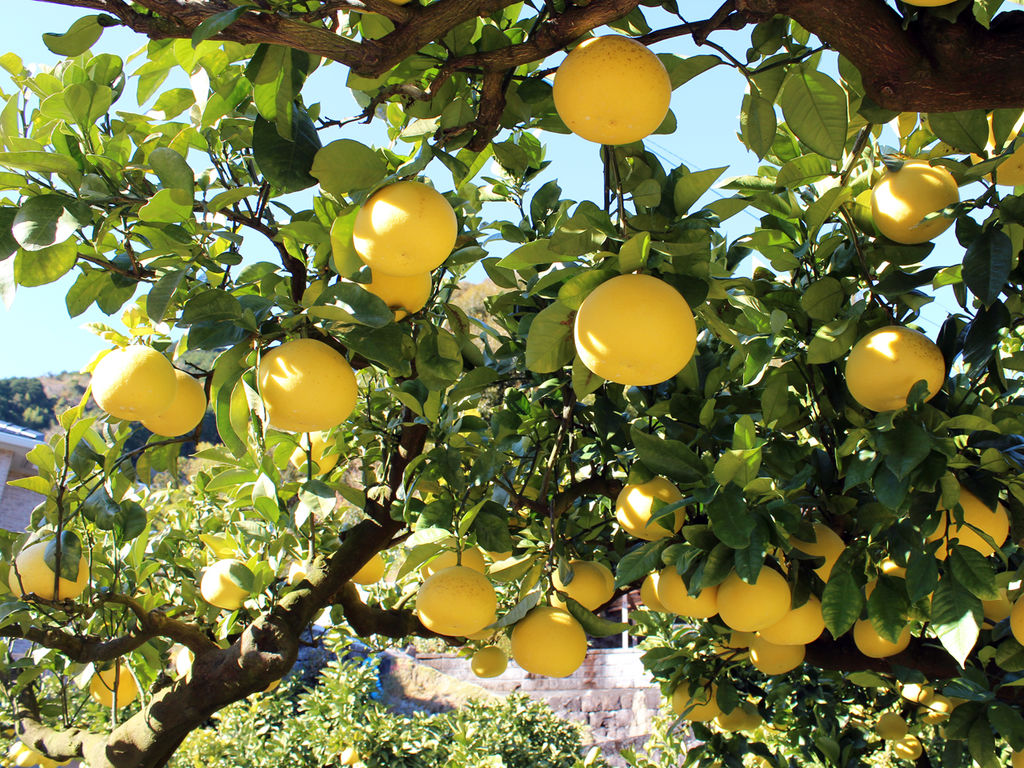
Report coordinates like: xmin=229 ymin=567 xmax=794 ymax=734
xmin=90 ymin=663 xmax=138 ymax=708
xmin=471 ymin=645 xmax=508 ymax=678
xmin=258 ymin=338 xmax=358 ymax=433
xmin=1012 ymin=750 xmax=1024 ymax=768
xmin=875 ymin=712 xmax=908 ymax=741
xmin=971 ymin=113 xmax=1024 ymax=186
xmin=552 ymin=35 xmax=671 ymax=146
xmin=574 ymin=274 xmax=697 ymax=386
xmin=289 ymin=432 xmax=340 ymax=476
xmin=789 ymin=524 xmax=845 ymax=581
xmin=749 ymin=636 xmax=805 ymax=675
xmin=757 ymin=596 xmax=824 ymax=645
xmin=847 ymin=188 xmax=878 ymax=236
xmin=417 ymin=565 xmax=497 ymax=637
xmin=352 ymin=180 xmax=457 ymax=277
xmin=552 ymin=560 xmax=615 ymax=611
xmin=352 ymin=552 xmax=386 ymax=585
xmin=511 ymin=605 xmax=588 ymax=677
xmin=339 ymin=747 xmax=361 ymax=765
xmin=654 ymin=567 xmax=718 ymax=619
xmin=464 ymin=612 xmax=498 ymax=641
xmin=919 ymin=694 xmax=955 ymax=724
xmin=420 ymin=547 xmax=486 ymax=579
xmin=141 ymin=369 xmax=206 ymax=437
xmin=870 ymin=160 xmax=958 ymax=244
xmin=715 ymin=702 xmax=762 ymax=732
xmin=717 ymin=569 xmax=791 ymax=633
xmin=7 ymin=541 xmax=88 ymax=601
xmin=983 ymin=588 xmax=1012 ymax=623
xmin=892 ymin=734 xmax=922 ymax=761
xmin=880 ymin=558 xmax=907 ymax=578
xmin=927 ymin=485 xmax=1008 ymax=559
xmin=1010 ymin=594 xmax=1024 ymax=646
xmin=172 ymin=646 xmax=193 ymax=678
xmin=901 ymin=0 xmax=956 ymax=5
xmin=615 ymin=476 xmax=685 ymax=540
xmin=363 ymin=270 xmax=432 ymax=320
xmin=200 ymin=559 xmax=253 ymax=611
xmin=853 ymin=619 xmax=911 ymax=658
xmin=671 ymin=681 xmax=720 ymax=722
xmin=900 ymin=682 xmax=933 ymax=705
xmin=845 ymin=326 xmax=945 ymax=412
xmin=640 ymin=572 xmax=667 ymax=612
xmin=91 ymin=345 xmax=178 ymax=421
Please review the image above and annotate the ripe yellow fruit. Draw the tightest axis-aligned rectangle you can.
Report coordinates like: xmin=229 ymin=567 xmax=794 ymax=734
xmin=971 ymin=113 xmax=1024 ymax=186
xmin=552 ymin=560 xmax=615 ymax=611
xmin=853 ymin=620 xmax=911 ymax=658
xmin=715 ymin=702 xmax=762 ymax=732
xmin=289 ymin=432 xmax=340 ymax=476
xmin=982 ymin=588 xmax=1012 ymax=623
xmin=757 ymin=596 xmax=824 ymax=646
xmin=172 ymin=646 xmax=193 ymax=678
xmin=870 ymin=160 xmax=958 ymax=244
xmin=352 ymin=552 xmax=386 ymax=585
xmin=339 ymin=747 xmax=360 ymax=765
xmin=200 ymin=559 xmax=253 ymax=611
xmin=141 ymin=370 xmax=206 ymax=437
xmin=552 ymin=35 xmax=671 ymax=146
xmin=615 ymin=476 xmax=685 ymax=540
xmin=671 ymin=681 xmax=720 ymax=722
xmin=749 ymin=636 xmax=805 ymax=675
xmin=1012 ymin=750 xmax=1024 ymax=768
xmin=845 ymin=326 xmax=945 ymax=412
xmin=363 ymin=270 xmax=432 ymax=320
xmin=574 ymin=274 xmax=697 ymax=386
xmin=892 ymin=734 xmax=922 ymax=761
xmin=900 ymin=682 xmax=933 ymax=705
xmin=654 ymin=567 xmax=718 ymax=619
xmin=640 ymin=572 xmax=667 ymax=612
xmin=511 ymin=606 xmax=588 ymax=677
xmin=7 ymin=541 xmax=88 ymax=601
xmin=927 ymin=485 xmax=1008 ymax=559
xmin=1010 ymin=594 xmax=1024 ymax=646
xmin=417 ymin=566 xmax=497 ymax=637
xmin=90 ymin=663 xmax=138 ymax=708
xmin=902 ymin=0 xmax=956 ymax=6
xmin=875 ymin=712 xmax=908 ymax=740
xmin=259 ymin=338 xmax=358 ymax=433
xmin=91 ymin=345 xmax=178 ymax=421
xmin=464 ymin=612 xmax=498 ymax=641
xmin=789 ymin=524 xmax=845 ymax=581
xmin=919 ymin=693 xmax=955 ymax=724
xmin=717 ymin=569 xmax=791 ymax=633
xmin=420 ymin=547 xmax=486 ymax=579
xmin=352 ymin=181 xmax=457 ymax=277
xmin=471 ymin=645 xmax=508 ymax=678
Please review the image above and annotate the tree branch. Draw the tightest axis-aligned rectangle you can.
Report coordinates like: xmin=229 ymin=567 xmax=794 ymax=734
xmin=334 ymin=582 xmax=440 ymax=638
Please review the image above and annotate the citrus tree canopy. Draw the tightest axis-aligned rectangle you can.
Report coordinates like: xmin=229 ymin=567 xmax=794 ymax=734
xmin=4 ymin=1 xmax=1024 ymax=767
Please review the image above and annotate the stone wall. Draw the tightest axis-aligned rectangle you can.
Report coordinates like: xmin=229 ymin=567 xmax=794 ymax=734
xmin=0 ymin=446 xmax=42 ymax=533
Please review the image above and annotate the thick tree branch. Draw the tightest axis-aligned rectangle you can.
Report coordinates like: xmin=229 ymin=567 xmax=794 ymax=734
xmin=334 ymin=582 xmax=440 ymax=638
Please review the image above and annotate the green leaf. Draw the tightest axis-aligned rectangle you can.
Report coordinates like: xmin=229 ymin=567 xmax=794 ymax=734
xmin=780 ymin=65 xmax=848 ymax=160
xmin=614 ymin=540 xmax=668 ymax=588
xmin=115 ymin=501 xmax=148 ymax=541
xmin=740 ymin=92 xmax=776 ymax=160
xmin=0 ymin=208 xmax=17 ymax=262
xmin=247 ymin=45 xmax=314 ymax=140
xmin=181 ymin=289 xmax=242 ymax=324
xmin=146 ymin=268 xmax=186 ymax=322
xmin=876 ymin=418 xmax=932 ymax=479
xmin=314 ymin=282 xmax=394 ymax=327
xmin=329 ymin=210 xmax=362 ymax=278
xmin=223 ymin=560 xmax=255 ymax=593
xmin=472 ymin=502 xmax=514 ymax=554
xmin=211 ymin=342 xmax=250 ymax=457
xmin=931 ymin=576 xmax=982 ymax=667
xmin=658 ymin=54 xmax=720 ymax=90
xmin=310 ymin=139 xmax=387 ymax=197
xmin=564 ymin=597 xmax=629 ymax=637
xmin=139 ymin=188 xmax=193 ymax=224
xmin=14 ymin=239 xmax=77 ymax=287
xmin=629 ymin=427 xmax=705 ymax=484
xmin=928 ymin=110 xmax=990 ymax=155
xmin=525 ymin=301 xmax=574 ymax=374
xmin=81 ymin=486 xmax=120 ymax=530
xmin=252 ymin=112 xmax=321 ymax=194
xmin=988 ymin=702 xmax=1024 ymax=751
xmin=867 ymin=577 xmax=910 ymax=644
xmin=800 ymin=277 xmax=845 ymax=322
xmin=618 ymin=232 xmax=650 ymax=273
xmin=0 ymin=151 xmax=80 ymax=177
xmin=949 ymin=547 xmax=1000 ymax=600
xmin=805 ymin=318 xmax=857 ymax=364
xmin=43 ymin=15 xmax=104 ymax=57
xmin=706 ymin=485 xmax=755 ymax=548
xmin=821 ymin=566 xmax=863 ymax=639
xmin=416 ymin=327 xmax=463 ymax=390
xmin=673 ymin=167 xmax=727 ymax=215
xmin=43 ymin=531 xmax=83 ymax=583
xmin=962 ymin=227 xmax=1012 ymax=307
xmin=493 ymin=589 xmax=543 ymax=628
xmin=149 ymin=147 xmax=195 ymax=194
xmin=497 ymin=240 xmax=564 ymax=270
xmin=192 ymin=5 xmax=252 ymax=46
xmin=557 ymin=267 xmax=615 ymax=311
xmin=906 ymin=549 xmax=939 ymax=603
xmin=12 ymin=195 xmax=88 ymax=251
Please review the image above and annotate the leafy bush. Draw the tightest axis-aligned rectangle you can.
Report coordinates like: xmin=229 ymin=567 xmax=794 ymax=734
xmin=171 ymin=654 xmax=601 ymax=768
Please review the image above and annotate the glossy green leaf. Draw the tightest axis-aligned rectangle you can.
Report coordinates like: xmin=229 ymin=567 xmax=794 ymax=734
xmin=14 ymin=239 xmax=77 ymax=287
xmin=962 ymin=227 xmax=1012 ymax=307
xmin=42 ymin=15 xmax=104 ymax=56
xmin=12 ymin=195 xmax=88 ymax=251
xmin=310 ymin=139 xmax=388 ymax=197
xmin=252 ymin=112 xmax=321 ymax=194
xmin=780 ymin=66 xmax=848 ymax=160
xmin=525 ymin=301 xmax=574 ymax=374
xmin=43 ymin=531 xmax=83 ymax=583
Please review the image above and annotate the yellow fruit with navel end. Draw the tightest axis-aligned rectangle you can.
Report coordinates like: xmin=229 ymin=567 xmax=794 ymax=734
xmin=552 ymin=35 xmax=671 ymax=146
xmin=352 ymin=552 xmax=386 ymax=585
xmin=892 ymin=734 xmax=922 ymax=761
xmin=870 ymin=160 xmax=958 ymax=244
xmin=363 ymin=270 xmax=432 ymax=320
xmin=90 ymin=662 xmax=138 ymax=708
xmin=845 ymin=326 xmax=945 ymax=412
xmin=717 ymin=569 xmax=791 ymax=633
xmin=200 ymin=559 xmax=254 ymax=611
xmin=7 ymin=540 xmax=88 ymax=601
xmin=352 ymin=181 xmax=457 ymax=277
xmin=671 ymin=681 xmax=720 ymax=722
xmin=91 ymin=345 xmax=178 ymax=421
xmin=789 ymin=524 xmax=845 ymax=581
xmin=875 ymin=712 xmax=908 ymax=740
xmin=420 ymin=547 xmax=486 ymax=579
xmin=853 ymin=619 xmax=911 ymax=658
xmin=289 ymin=432 xmax=340 ymax=476
xmin=757 ymin=596 xmax=824 ymax=646
xmin=141 ymin=369 xmax=206 ymax=437
xmin=574 ymin=274 xmax=697 ymax=386
xmin=552 ymin=560 xmax=615 ymax=611
xmin=416 ymin=566 xmax=497 ymax=637
xmin=511 ymin=606 xmax=588 ymax=677
xmin=470 ymin=645 xmax=508 ymax=678
xmin=615 ymin=476 xmax=685 ymax=540
xmin=749 ymin=636 xmax=805 ymax=675
xmin=927 ymin=485 xmax=1008 ymax=559
xmin=654 ymin=567 xmax=718 ymax=619
xmin=640 ymin=572 xmax=667 ymax=612
xmin=715 ymin=702 xmax=762 ymax=732
xmin=258 ymin=338 xmax=358 ymax=433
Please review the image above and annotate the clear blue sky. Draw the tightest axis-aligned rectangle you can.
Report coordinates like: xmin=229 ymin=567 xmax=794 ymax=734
xmin=0 ymin=1 xmax=960 ymax=379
